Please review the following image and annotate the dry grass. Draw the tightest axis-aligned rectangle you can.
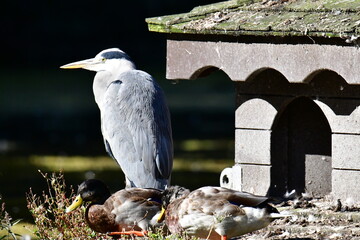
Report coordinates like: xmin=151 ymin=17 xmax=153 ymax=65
xmin=0 ymin=197 xmax=20 ymax=240
xmin=26 ymin=171 xmax=111 ymax=240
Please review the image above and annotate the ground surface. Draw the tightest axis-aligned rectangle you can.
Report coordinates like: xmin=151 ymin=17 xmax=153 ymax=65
xmin=242 ymin=196 xmax=360 ymax=240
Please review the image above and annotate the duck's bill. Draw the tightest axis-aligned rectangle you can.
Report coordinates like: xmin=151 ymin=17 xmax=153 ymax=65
xmin=66 ymin=195 xmax=83 ymax=213
xmin=157 ymin=207 xmax=166 ymax=223
xmin=60 ymin=58 xmax=95 ymax=69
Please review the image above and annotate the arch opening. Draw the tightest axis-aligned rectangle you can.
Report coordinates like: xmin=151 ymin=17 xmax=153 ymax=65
xmin=268 ymin=97 xmax=332 ymax=198
xmin=236 ymin=68 xmax=291 ymax=102
xmin=246 ymin=67 xmax=289 ymax=85
xmin=190 ymin=66 xmax=229 ymax=80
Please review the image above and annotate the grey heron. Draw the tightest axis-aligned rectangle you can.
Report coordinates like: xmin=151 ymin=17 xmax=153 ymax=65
xmin=60 ymin=48 xmax=173 ymax=190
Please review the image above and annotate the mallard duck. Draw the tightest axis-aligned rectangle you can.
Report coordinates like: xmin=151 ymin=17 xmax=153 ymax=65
xmin=66 ymin=179 xmax=164 ymax=236
xmin=159 ymin=186 xmax=284 ymax=240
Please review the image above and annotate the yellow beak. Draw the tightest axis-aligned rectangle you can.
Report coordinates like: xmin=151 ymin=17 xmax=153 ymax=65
xmin=60 ymin=58 xmax=96 ymax=69
xmin=66 ymin=195 xmax=83 ymax=213
xmin=157 ymin=207 xmax=166 ymax=223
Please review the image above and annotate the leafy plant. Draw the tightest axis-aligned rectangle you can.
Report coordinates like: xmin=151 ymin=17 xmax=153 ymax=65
xmin=26 ymin=171 xmax=111 ymax=240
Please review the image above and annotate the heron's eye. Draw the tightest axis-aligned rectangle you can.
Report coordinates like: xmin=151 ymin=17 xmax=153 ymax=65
xmin=101 ymin=58 xmax=106 ymax=62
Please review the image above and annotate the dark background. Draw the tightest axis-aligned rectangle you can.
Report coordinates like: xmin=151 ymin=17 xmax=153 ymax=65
xmin=0 ymin=0 xmax=237 ymax=222
xmin=0 ymin=0 xmax=235 ymax=156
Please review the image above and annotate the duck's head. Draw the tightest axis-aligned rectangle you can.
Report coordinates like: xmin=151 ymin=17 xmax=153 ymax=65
xmin=157 ymin=186 xmax=190 ymax=223
xmin=161 ymin=186 xmax=190 ymax=208
xmin=66 ymin=179 xmax=111 ymax=213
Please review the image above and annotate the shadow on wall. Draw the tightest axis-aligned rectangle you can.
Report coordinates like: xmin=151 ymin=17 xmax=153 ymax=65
xmin=238 ymin=68 xmax=360 ymax=115
xmin=269 ymin=96 xmax=332 ymax=197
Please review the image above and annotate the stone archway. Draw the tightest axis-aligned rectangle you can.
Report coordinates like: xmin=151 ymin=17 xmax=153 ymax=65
xmin=269 ymin=97 xmax=332 ymax=198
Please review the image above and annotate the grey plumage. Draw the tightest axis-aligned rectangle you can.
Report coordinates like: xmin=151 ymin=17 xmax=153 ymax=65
xmin=61 ymin=48 xmax=173 ymax=189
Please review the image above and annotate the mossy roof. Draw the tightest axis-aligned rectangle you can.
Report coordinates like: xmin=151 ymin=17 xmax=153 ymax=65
xmin=146 ymin=0 xmax=360 ymax=40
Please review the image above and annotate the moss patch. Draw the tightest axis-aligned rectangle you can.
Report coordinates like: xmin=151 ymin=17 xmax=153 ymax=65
xmin=146 ymin=0 xmax=360 ymax=39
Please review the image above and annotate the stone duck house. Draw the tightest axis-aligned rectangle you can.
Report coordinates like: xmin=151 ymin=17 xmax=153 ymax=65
xmin=146 ymin=0 xmax=360 ymax=203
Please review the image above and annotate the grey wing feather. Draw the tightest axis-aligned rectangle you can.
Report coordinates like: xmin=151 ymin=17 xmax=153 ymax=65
xmin=104 ymin=139 xmax=115 ymax=160
xmin=101 ymin=70 xmax=173 ymax=189
xmin=193 ymin=186 xmax=269 ymax=207
xmin=153 ymin=84 xmax=173 ymax=179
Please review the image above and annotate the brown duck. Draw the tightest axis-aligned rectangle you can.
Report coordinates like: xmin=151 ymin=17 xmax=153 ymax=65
xmin=159 ymin=186 xmax=285 ymax=240
xmin=66 ymin=179 xmax=163 ymax=236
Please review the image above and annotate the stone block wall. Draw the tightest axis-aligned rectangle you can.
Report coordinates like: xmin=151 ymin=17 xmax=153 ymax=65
xmin=221 ymin=96 xmax=360 ymax=202
xmin=164 ymin=39 xmax=360 ymax=202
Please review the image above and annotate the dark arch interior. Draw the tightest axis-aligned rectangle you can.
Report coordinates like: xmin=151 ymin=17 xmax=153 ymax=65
xmin=306 ymin=70 xmax=360 ymax=115
xmin=239 ymin=68 xmax=290 ymax=95
xmin=190 ymin=66 xmax=226 ymax=79
xmin=268 ymin=96 xmax=332 ymax=198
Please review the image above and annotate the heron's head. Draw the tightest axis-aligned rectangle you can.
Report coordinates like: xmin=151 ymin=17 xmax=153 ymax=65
xmin=65 ymin=179 xmax=111 ymax=213
xmin=60 ymin=48 xmax=135 ymax=73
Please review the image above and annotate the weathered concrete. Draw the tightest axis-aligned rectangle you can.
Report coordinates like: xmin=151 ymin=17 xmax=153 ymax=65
xmin=315 ymin=100 xmax=360 ymax=134
xmin=332 ymin=169 xmax=360 ymax=203
xmin=333 ymin=134 xmax=360 ymax=170
xmin=235 ymin=129 xmax=271 ymax=165
xmin=240 ymin=164 xmax=271 ymax=195
xmin=305 ymin=154 xmax=332 ymax=197
xmin=235 ymin=98 xmax=277 ymax=129
xmin=167 ymin=40 xmax=360 ymax=84
xmin=234 ymin=85 xmax=359 ymax=199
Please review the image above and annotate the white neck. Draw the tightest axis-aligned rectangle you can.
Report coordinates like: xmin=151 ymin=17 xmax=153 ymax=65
xmin=92 ymin=58 xmax=135 ymax=107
